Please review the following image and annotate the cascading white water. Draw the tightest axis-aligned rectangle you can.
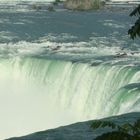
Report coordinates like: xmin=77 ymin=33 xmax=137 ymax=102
xmin=0 ymin=0 xmax=140 ymax=139
xmin=0 ymin=57 xmax=140 ymax=139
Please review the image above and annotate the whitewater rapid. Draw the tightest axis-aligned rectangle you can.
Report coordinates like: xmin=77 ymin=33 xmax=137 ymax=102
xmin=0 ymin=57 xmax=140 ymax=139
xmin=0 ymin=0 xmax=140 ymax=139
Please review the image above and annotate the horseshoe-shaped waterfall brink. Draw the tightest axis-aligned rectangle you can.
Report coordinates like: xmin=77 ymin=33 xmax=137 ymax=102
xmin=0 ymin=0 xmax=140 ymax=139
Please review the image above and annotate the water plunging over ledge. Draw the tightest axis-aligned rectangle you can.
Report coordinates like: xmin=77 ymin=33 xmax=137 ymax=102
xmin=0 ymin=0 xmax=140 ymax=139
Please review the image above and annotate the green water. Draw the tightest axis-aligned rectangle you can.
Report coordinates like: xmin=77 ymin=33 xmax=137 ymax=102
xmin=0 ymin=0 xmax=140 ymax=139
xmin=0 ymin=58 xmax=139 ymax=122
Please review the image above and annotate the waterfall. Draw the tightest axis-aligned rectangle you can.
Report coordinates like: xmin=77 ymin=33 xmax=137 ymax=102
xmin=0 ymin=0 xmax=140 ymax=139
xmin=1 ymin=57 xmax=140 ymax=117
xmin=0 ymin=57 xmax=140 ymax=139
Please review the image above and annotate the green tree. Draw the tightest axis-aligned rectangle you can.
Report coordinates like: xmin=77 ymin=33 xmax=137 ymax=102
xmin=91 ymin=118 xmax=140 ymax=140
xmin=128 ymin=5 xmax=140 ymax=39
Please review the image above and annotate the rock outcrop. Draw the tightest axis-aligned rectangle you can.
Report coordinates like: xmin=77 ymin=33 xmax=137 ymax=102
xmin=64 ymin=0 xmax=102 ymax=10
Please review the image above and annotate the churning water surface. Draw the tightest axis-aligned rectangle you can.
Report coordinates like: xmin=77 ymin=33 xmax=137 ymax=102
xmin=0 ymin=0 xmax=140 ymax=139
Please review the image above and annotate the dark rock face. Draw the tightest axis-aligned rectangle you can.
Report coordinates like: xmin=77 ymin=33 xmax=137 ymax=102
xmin=64 ymin=0 xmax=101 ymax=10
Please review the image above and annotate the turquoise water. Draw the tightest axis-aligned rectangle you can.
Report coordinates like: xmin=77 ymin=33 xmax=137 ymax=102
xmin=0 ymin=1 xmax=140 ymax=139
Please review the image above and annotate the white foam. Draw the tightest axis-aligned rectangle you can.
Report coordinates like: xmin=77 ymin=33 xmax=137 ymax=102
xmin=0 ymin=32 xmax=140 ymax=65
xmin=0 ymin=58 xmax=140 ymax=139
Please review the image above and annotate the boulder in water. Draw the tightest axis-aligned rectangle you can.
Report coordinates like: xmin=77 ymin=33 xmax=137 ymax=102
xmin=64 ymin=0 xmax=104 ymax=11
